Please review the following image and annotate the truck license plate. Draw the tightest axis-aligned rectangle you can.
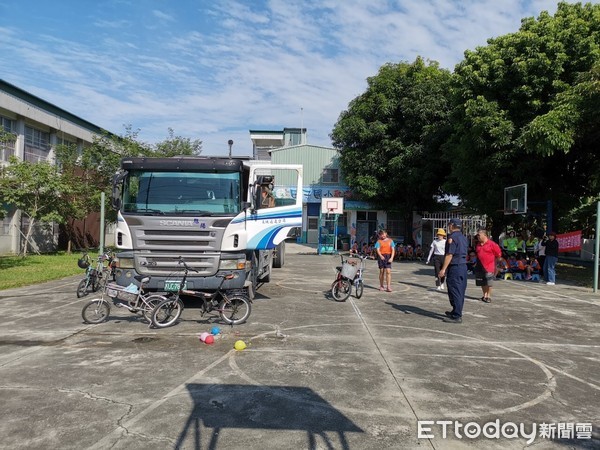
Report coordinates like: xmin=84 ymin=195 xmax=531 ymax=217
xmin=164 ymin=281 xmax=184 ymax=291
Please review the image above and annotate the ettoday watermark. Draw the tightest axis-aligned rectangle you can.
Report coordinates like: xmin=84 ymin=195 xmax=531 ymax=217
xmin=417 ymin=420 xmax=593 ymax=444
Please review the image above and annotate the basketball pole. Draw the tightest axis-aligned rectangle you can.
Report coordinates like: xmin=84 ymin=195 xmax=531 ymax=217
xmin=594 ymin=200 xmax=599 ymax=294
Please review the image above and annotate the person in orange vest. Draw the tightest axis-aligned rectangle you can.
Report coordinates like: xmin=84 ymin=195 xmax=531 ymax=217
xmin=375 ymin=229 xmax=396 ymax=292
xmin=526 ymin=256 xmax=541 ymax=280
xmin=495 ymin=255 xmax=509 ymax=278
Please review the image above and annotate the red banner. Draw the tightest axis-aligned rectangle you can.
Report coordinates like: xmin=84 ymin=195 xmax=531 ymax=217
xmin=556 ymin=231 xmax=582 ymax=252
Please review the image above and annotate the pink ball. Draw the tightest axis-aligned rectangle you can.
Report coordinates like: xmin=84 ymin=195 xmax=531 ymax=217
xmin=205 ymin=335 xmax=215 ymax=345
xmin=199 ymin=332 xmax=210 ymax=342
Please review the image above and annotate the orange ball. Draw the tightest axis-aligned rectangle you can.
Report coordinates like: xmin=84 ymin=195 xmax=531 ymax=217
xmin=205 ymin=335 xmax=215 ymax=344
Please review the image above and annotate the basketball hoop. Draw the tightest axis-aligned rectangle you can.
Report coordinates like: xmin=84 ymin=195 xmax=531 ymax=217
xmin=321 ymin=197 xmax=344 ymax=215
xmin=504 ymin=184 xmax=527 ymax=215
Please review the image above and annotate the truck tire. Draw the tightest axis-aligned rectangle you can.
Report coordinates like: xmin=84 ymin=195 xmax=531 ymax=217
xmin=260 ymin=255 xmax=272 ymax=283
xmin=273 ymin=241 xmax=285 ymax=268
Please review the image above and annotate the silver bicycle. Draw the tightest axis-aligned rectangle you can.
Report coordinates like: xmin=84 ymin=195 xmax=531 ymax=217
xmin=81 ymin=275 xmax=168 ymax=326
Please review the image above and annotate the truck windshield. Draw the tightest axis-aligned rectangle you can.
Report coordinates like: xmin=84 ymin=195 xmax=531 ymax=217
xmin=122 ymin=170 xmax=241 ymax=215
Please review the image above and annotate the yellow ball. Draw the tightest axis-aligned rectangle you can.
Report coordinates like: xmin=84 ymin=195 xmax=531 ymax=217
xmin=234 ymin=340 xmax=247 ymax=351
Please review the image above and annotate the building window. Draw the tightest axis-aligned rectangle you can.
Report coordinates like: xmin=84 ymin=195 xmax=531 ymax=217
xmin=357 ymin=211 xmax=377 ymax=221
xmin=56 ymin=136 xmax=75 ymax=147
xmin=0 ymin=116 xmax=16 ymax=162
xmin=322 ymin=168 xmax=339 ymax=183
xmin=24 ymin=126 xmax=50 ymax=163
xmin=387 ymin=212 xmax=406 ymax=242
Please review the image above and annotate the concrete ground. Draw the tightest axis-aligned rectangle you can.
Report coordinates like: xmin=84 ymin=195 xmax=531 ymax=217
xmin=0 ymin=243 xmax=599 ymax=450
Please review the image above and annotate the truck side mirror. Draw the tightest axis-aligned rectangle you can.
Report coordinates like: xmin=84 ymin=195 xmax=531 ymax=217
xmin=111 ymin=170 xmax=126 ymax=210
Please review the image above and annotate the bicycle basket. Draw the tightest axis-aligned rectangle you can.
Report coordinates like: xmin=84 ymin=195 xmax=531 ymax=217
xmin=77 ymin=258 xmax=90 ymax=269
xmin=106 ymin=283 xmax=138 ymax=302
xmin=341 ymin=261 xmax=358 ymax=279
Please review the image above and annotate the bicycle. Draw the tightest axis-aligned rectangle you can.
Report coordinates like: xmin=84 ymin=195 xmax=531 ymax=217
xmin=76 ymin=251 xmax=117 ymax=298
xmin=81 ymin=275 xmax=168 ymax=326
xmin=151 ymin=257 xmax=252 ymax=328
xmin=76 ymin=253 xmax=100 ymax=298
xmin=331 ymin=254 xmax=367 ymax=302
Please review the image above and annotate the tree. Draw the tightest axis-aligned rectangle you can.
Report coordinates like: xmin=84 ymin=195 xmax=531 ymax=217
xmin=0 ymin=157 xmax=68 ymax=255
xmin=331 ymin=57 xmax=453 ymax=216
xmin=447 ymin=2 xmax=600 ymax=228
xmin=152 ymin=128 xmax=202 ymax=157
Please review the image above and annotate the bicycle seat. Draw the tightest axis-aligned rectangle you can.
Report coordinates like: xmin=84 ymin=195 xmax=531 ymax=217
xmin=134 ymin=275 xmax=150 ymax=284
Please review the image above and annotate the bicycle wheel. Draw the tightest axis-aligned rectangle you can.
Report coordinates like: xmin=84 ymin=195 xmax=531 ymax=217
xmin=76 ymin=279 xmax=90 ymax=298
xmin=151 ymin=298 xmax=184 ymax=328
xmin=219 ymin=295 xmax=251 ymax=325
xmin=331 ymin=278 xmax=352 ymax=302
xmin=355 ymin=279 xmax=364 ymax=299
xmin=141 ymin=295 xmax=167 ymax=323
xmin=91 ymin=273 xmax=101 ymax=292
xmin=82 ymin=299 xmax=110 ymax=324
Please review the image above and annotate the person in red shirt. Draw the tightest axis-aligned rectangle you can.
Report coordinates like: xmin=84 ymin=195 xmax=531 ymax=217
xmin=474 ymin=229 xmax=502 ymax=303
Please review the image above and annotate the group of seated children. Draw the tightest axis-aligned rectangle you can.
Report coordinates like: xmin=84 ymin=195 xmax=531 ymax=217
xmin=349 ymin=240 xmax=423 ymax=261
xmin=349 ymin=242 xmax=373 ymax=258
xmin=394 ymin=243 xmax=423 ymax=261
xmin=495 ymin=254 xmax=541 ymax=280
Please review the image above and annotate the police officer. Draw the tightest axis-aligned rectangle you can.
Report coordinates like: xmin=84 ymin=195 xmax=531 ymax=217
xmin=438 ymin=218 xmax=468 ymax=323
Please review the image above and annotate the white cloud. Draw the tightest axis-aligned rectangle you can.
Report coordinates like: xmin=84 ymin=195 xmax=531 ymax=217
xmin=0 ymin=0 xmax=590 ymax=155
xmin=152 ymin=9 xmax=176 ymax=22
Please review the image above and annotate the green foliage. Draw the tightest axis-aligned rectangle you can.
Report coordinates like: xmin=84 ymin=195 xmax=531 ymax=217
xmin=447 ymin=1 xmax=600 ymax=225
xmin=331 ymin=57 xmax=453 ymax=212
xmin=151 ymin=127 xmax=202 ymax=157
xmin=0 ymin=157 xmax=68 ymax=255
xmin=330 ymin=3 xmax=599 ymax=232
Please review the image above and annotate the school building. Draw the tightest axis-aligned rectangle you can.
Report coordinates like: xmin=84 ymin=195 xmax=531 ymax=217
xmin=0 ymin=79 xmax=106 ymax=254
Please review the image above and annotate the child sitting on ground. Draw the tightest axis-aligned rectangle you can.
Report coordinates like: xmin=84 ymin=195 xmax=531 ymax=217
xmin=496 ymin=255 xmax=509 ymax=278
xmin=466 ymin=251 xmax=478 ymax=274
xmin=415 ymin=244 xmax=423 ymax=261
xmin=526 ymin=256 xmax=541 ymax=280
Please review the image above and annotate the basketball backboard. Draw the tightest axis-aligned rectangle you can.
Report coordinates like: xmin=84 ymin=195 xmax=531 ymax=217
xmin=504 ymin=184 xmax=527 ymax=215
xmin=321 ymin=197 xmax=343 ymax=215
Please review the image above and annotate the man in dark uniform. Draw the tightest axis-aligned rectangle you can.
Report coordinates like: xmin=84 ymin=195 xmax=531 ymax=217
xmin=438 ymin=218 xmax=468 ymax=323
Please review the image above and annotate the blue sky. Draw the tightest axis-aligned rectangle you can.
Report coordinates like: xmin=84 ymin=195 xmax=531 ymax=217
xmin=0 ymin=0 xmax=591 ymax=156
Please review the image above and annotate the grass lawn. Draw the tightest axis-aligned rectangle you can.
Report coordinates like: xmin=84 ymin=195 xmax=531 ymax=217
xmin=0 ymin=252 xmax=90 ymax=291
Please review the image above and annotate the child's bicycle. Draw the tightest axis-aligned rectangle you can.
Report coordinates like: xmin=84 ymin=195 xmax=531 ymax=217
xmin=150 ymin=257 xmax=252 ymax=328
xmin=331 ymin=254 xmax=367 ymax=302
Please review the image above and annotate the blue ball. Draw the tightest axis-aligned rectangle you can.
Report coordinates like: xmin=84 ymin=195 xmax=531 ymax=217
xmin=211 ymin=326 xmax=221 ymax=335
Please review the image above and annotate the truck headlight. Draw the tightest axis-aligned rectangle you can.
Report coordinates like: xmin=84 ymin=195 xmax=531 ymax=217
xmin=220 ymin=258 xmax=246 ymax=270
xmin=117 ymin=257 xmax=135 ymax=269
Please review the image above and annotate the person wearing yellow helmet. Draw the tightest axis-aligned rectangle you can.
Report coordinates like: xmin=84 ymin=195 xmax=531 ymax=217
xmin=426 ymin=228 xmax=447 ymax=290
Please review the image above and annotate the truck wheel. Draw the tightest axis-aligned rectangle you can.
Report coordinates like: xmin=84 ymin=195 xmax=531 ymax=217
xmin=260 ymin=255 xmax=273 ymax=283
xmin=273 ymin=241 xmax=285 ymax=268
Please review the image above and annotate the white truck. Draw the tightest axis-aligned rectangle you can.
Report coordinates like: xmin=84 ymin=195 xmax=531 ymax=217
xmin=110 ymin=156 xmax=303 ymax=297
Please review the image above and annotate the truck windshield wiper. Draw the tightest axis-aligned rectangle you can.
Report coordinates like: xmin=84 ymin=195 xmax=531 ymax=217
xmin=135 ymin=208 xmax=164 ymax=215
xmin=178 ymin=210 xmax=214 ymax=215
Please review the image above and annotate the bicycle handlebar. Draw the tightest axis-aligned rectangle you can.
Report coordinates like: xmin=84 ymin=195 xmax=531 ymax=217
xmin=177 ymin=256 xmax=200 ymax=273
